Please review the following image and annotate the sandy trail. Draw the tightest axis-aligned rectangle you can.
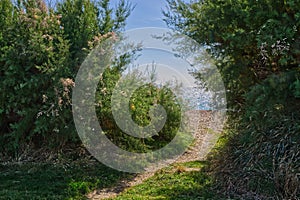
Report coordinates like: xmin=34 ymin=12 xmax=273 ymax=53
xmin=87 ymin=110 xmax=224 ymax=200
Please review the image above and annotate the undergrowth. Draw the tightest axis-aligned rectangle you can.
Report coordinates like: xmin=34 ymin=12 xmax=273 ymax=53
xmin=208 ymin=72 xmax=300 ymax=199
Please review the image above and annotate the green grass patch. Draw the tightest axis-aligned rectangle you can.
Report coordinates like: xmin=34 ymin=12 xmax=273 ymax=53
xmin=0 ymin=160 xmax=227 ymax=199
xmin=112 ymin=161 xmax=224 ymax=200
xmin=0 ymin=161 xmax=129 ymax=200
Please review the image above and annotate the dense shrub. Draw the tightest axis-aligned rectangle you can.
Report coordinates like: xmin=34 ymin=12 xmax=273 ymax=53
xmin=164 ymin=0 xmax=300 ymax=110
xmin=1 ymin=0 xmax=73 ymax=153
xmin=211 ymin=72 xmax=300 ymax=199
xmin=95 ymin=66 xmax=183 ymax=153
xmin=0 ymin=0 xmax=184 ymax=160
xmin=0 ymin=0 xmax=133 ymax=157
xmin=164 ymin=0 xmax=300 ymax=198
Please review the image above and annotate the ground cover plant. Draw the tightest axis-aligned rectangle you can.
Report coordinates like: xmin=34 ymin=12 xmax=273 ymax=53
xmin=0 ymin=159 xmax=129 ymax=200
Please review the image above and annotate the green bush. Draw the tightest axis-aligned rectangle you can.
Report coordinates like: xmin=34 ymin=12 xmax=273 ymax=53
xmin=0 ymin=0 xmax=133 ymax=157
xmin=1 ymin=0 xmax=73 ymax=153
xmin=95 ymin=67 xmax=183 ymax=153
xmin=164 ymin=0 xmax=300 ymax=110
xmin=164 ymin=0 xmax=300 ymax=198
xmin=0 ymin=0 xmax=182 ymax=159
xmin=211 ymin=72 xmax=300 ymax=199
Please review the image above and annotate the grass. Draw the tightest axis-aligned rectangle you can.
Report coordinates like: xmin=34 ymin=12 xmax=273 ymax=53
xmin=111 ymin=161 xmax=225 ymax=200
xmin=0 ymin=160 xmax=130 ymax=200
xmin=0 ymin=159 xmax=225 ymax=200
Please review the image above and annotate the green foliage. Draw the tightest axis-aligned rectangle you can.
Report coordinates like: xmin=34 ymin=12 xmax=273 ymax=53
xmin=164 ymin=0 xmax=300 ymax=109
xmin=0 ymin=0 xmax=14 ymax=60
xmin=0 ymin=0 xmax=181 ymax=159
xmin=57 ymin=0 xmax=99 ymax=70
xmin=212 ymin=72 xmax=300 ymax=199
xmin=57 ymin=0 xmax=133 ymax=70
xmin=243 ymin=71 xmax=298 ymax=127
xmin=95 ymin=67 xmax=183 ymax=153
xmin=97 ymin=0 xmax=133 ymax=34
xmin=131 ymin=84 xmax=181 ymax=143
xmin=1 ymin=0 xmax=73 ymax=153
xmin=290 ymin=77 xmax=300 ymax=98
xmin=0 ymin=0 xmax=133 ymax=156
xmin=0 ymin=0 xmax=14 ymax=137
xmin=164 ymin=0 xmax=300 ymax=199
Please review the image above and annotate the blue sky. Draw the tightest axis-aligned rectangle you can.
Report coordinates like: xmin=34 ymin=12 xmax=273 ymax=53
xmin=109 ymin=0 xmax=197 ymax=88
xmin=111 ymin=0 xmax=169 ymax=29
xmin=126 ymin=0 xmax=167 ymax=29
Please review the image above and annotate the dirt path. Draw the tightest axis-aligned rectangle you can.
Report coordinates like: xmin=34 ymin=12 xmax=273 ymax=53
xmin=87 ymin=110 xmax=223 ymax=200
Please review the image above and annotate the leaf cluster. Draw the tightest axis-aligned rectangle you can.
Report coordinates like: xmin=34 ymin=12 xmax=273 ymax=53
xmin=0 ymin=0 xmax=133 ymax=156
